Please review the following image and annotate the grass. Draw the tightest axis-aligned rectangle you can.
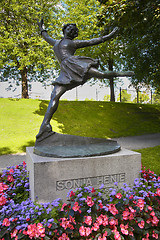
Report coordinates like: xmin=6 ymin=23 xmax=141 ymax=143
xmin=135 ymin=145 xmax=160 ymax=176
xmin=0 ymin=98 xmax=160 ymax=169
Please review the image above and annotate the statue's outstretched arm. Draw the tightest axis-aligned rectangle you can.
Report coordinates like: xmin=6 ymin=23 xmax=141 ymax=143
xmin=37 ymin=18 xmax=56 ymax=46
xmin=75 ymin=27 xmax=119 ymax=49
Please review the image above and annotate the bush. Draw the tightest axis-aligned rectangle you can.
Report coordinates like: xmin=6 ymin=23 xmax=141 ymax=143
xmin=0 ymin=163 xmax=160 ymax=240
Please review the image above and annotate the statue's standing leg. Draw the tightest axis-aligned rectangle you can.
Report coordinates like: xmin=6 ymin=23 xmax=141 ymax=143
xmin=36 ymin=84 xmax=66 ymax=140
xmin=87 ymin=68 xmax=134 ymax=79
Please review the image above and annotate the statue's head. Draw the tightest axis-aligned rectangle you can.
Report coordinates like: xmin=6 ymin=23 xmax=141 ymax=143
xmin=62 ymin=23 xmax=79 ymax=39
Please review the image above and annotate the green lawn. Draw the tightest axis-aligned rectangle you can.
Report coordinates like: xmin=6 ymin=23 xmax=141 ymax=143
xmin=0 ymin=98 xmax=160 ymax=174
xmin=134 ymin=146 xmax=160 ymax=175
xmin=0 ymin=98 xmax=160 ymax=155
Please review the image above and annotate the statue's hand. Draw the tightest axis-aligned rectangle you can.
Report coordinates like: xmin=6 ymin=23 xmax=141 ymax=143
xmin=112 ymin=27 xmax=119 ymax=34
xmin=37 ymin=18 xmax=45 ymax=31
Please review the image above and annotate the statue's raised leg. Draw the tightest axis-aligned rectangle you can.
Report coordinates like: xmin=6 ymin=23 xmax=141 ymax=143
xmin=87 ymin=67 xmax=134 ymax=79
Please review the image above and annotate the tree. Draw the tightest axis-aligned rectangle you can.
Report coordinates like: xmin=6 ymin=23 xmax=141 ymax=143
xmin=152 ymin=90 xmax=160 ymax=104
xmin=133 ymin=91 xmax=150 ymax=104
xmin=117 ymin=89 xmax=131 ymax=103
xmin=98 ymin=0 xmax=160 ymax=91
xmin=0 ymin=0 xmax=59 ymax=98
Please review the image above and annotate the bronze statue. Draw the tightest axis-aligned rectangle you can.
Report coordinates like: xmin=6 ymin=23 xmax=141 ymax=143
xmin=37 ymin=19 xmax=134 ymax=141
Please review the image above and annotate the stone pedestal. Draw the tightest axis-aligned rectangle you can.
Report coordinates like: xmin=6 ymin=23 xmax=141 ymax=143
xmin=26 ymin=147 xmax=141 ymax=203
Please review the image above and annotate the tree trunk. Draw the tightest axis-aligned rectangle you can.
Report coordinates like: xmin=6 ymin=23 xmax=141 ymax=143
xmin=108 ymin=57 xmax=115 ymax=102
xmin=20 ymin=67 xmax=29 ymax=99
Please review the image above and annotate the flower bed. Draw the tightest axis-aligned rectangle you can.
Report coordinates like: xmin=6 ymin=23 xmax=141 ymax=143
xmin=0 ymin=162 xmax=160 ymax=240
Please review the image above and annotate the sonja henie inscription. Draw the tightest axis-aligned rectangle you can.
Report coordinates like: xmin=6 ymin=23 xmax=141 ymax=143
xmin=56 ymin=173 xmax=126 ymax=191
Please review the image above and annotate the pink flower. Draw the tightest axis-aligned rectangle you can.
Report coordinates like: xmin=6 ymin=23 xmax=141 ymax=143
xmin=151 ymin=216 xmax=159 ymax=226
xmin=9 ymin=168 xmax=14 ymax=174
xmin=150 ymin=211 xmax=155 ymax=217
xmin=0 ymin=196 xmax=7 ymax=206
xmin=142 ymin=233 xmax=150 ymax=240
xmin=98 ymin=235 xmax=107 ymax=240
xmin=112 ymin=229 xmax=121 ymax=240
xmin=148 ymin=206 xmax=153 ymax=211
xmin=102 ymin=215 xmax=108 ymax=226
xmin=123 ymin=208 xmax=130 ymax=220
xmin=152 ymin=230 xmax=159 ymax=239
xmin=72 ymin=202 xmax=81 ymax=213
xmin=58 ymin=233 xmax=70 ymax=240
xmin=61 ymin=203 xmax=67 ymax=211
xmin=85 ymin=227 xmax=92 ymax=236
xmin=115 ymin=193 xmax=122 ymax=199
xmin=156 ymin=188 xmax=160 ymax=196
xmin=92 ymin=222 xmax=99 ymax=231
xmin=108 ymin=204 xmax=118 ymax=215
xmin=85 ymin=216 xmax=92 ymax=225
xmin=0 ymin=183 xmax=8 ymax=193
xmin=79 ymin=226 xmax=85 ymax=236
xmin=109 ymin=218 xmax=118 ymax=226
xmin=85 ymin=196 xmax=94 ymax=207
xmin=37 ymin=223 xmax=45 ymax=237
xmin=120 ymin=224 xmax=129 ymax=235
xmin=96 ymin=215 xmax=103 ymax=225
xmin=26 ymin=223 xmax=45 ymax=238
xmin=2 ymin=218 xmax=10 ymax=227
xmin=79 ymin=226 xmax=92 ymax=237
xmin=138 ymin=220 xmax=145 ymax=229
xmin=136 ymin=199 xmax=145 ymax=211
xmin=11 ymin=229 xmax=18 ymax=238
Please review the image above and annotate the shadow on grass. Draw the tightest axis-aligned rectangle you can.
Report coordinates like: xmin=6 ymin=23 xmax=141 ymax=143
xmin=0 ymin=141 xmax=35 ymax=156
xmin=8 ymin=98 xmax=20 ymax=101
xmin=0 ymin=147 xmax=13 ymax=155
xmin=33 ymin=100 xmax=49 ymax=116
xmin=20 ymin=140 xmax=35 ymax=152
xmin=32 ymin=100 xmax=160 ymax=139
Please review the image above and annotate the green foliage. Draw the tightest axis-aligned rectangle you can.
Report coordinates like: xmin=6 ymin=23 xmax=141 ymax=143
xmin=153 ymin=90 xmax=160 ymax=104
xmin=132 ymin=91 xmax=150 ymax=104
xmin=98 ymin=0 xmax=160 ymax=91
xmin=0 ymin=98 xmax=160 ymax=155
xmin=103 ymin=94 xmax=110 ymax=101
xmin=0 ymin=0 xmax=59 ymax=97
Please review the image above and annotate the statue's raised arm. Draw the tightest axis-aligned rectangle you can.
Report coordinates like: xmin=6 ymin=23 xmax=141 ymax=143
xmin=74 ymin=27 xmax=119 ymax=49
xmin=37 ymin=18 xmax=56 ymax=46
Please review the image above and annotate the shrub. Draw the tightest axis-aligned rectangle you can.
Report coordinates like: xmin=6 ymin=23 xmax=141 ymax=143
xmin=0 ymin=163 xmax=160 ymax=240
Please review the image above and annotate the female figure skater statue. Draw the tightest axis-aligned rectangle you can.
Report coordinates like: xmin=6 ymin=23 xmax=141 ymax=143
xmin=37 ymin=19 xmax=134 ymax=141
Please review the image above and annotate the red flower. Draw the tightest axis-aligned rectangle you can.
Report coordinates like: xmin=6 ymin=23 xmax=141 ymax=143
xmin=91 ymin=187 xmax=96 ymax=193
xmin=7 ymin=175 xmax=14 ymax=182
xmin=69 ymin=191 xmax=75 ymax=198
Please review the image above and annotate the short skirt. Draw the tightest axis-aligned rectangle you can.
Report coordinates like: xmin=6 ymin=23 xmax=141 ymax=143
xmin=53 ymin=55 xmax=99 ymax=89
